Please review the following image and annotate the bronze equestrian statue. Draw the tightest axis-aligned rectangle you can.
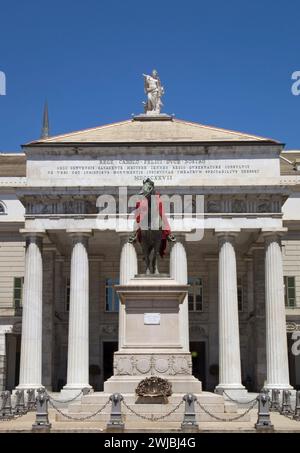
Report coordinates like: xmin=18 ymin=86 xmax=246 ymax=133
xmin=129 ymin=178 xmax=175 ymax=274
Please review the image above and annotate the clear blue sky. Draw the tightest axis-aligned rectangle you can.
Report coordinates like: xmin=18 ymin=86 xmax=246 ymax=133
xmin=0 ymin=0 xmax=299 ymax=151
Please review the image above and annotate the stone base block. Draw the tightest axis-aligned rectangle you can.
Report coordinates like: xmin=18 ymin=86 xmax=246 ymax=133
xmin=255 ymin=424 xmax=274 ymax=432
xmin=106 ymin=423 xmax=125 ymax=433
xmin=215 ymin=386 xmax=250 ymax=403
xmin=32 ymin=424 xmax=52 ymax=432
xmin=264 ymin=384 xmax=294 ymax=391
xmin=224 ymin=402 xmax=238 ymax=413
xmin=181 ymin=424 xmax=199 ymax=433
xmin=104 ymin=375 xmax=202 ymax=394
xmin=60 ymin=386 xmax=92 ymax=401
xmin=15 ymin=385 xmax=44 ymax=390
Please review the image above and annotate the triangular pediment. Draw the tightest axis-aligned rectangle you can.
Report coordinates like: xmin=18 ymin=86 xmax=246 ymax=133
xmin=27 ymin=117 xmax=278 ymax=145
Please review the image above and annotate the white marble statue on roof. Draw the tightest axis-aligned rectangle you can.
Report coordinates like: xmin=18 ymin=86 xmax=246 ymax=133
xmin=142 ymin=69 xmax=164 ymax=114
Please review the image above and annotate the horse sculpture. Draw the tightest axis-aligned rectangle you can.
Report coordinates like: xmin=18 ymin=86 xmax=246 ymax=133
xmin=129 ymin=178 xmax=175 ymax=274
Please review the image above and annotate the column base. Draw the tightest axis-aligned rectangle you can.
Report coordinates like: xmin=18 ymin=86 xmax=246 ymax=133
xmin=264 ymin=383 xmax=293 ymax=390
xmin=60 ymin=384 xmax=93 ymax=400
xmin=215 ymin=385 xmax=249 ymax=402
xmin=15 ymin=384 xmax=44 ymax=390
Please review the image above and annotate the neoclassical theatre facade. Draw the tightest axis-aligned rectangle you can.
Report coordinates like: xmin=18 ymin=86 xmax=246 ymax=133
xmin=0 ymin=115 xmax=300 ymax=393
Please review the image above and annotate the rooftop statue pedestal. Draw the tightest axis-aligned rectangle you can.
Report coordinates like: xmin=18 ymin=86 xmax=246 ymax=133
xmin=103 ymin=275 xmax=202 ymax=394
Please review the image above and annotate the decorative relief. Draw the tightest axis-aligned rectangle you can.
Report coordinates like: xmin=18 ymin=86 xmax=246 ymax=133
xmin=100 ymin=324 xmax=118 ymax=337
xmin=204 ymin=196 xmax=281 ymax=214
xmin=207 ymin=200 xmax=221 ymax=213
xmin=286 ymin=322 xmax=300 ymax=332
xmin=155 ymin=358 xmax=169 ymax=373
xmin=257 ymin=199 xmax=271 ymax=213
xmin=24 ymin=193 xmax=283 ymax=216
xmin=170 ymin=356 xmax=190 ymax=375
xmin=12 ymin=323 xmax=21 ymax=334
xmin=114 ymin=354 xmax=192 ymax=376
xmin=189 ymin=324 xmax=207 ymax=338
xmin=25 ymin=197 xmax=96 ymax=215
xmin=114 ymin=358 xmax=133 ymax=375
xmin=232 ymin=199 xmax=247 ymax=213
xmin=136 ymin=358 xmax=151 ymax=374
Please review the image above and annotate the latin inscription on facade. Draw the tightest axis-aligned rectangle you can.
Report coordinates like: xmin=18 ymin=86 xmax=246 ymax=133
xmin=47 ymin=159 xmax=260 ymax=181
xmin=27 ymin=156 xmax=280 ymax=186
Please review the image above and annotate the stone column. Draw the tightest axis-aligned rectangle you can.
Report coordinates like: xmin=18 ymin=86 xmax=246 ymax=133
xmin=119 ymin=236 xmax=137 ymax=349
xmin=263 ymin=231 xmax=291 ymax=389
xmin=170 ymin=240 xmax=189 ymax=351
xmin=17 ymin=231 xmax=45 ymax=389
xmin=215 ymin=231 xmax=246 ymax=397
xmin=63 ymin=231 xmax=92 ymax=393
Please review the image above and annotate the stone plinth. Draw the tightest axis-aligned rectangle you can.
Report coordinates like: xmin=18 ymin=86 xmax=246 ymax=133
xmin=104 ymin=275 xmax=202 ymax=394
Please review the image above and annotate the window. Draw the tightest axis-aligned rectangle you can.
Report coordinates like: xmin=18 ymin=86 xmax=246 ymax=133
xmin=65 ymin=278 xmax=70 ymax=312
xmin=105 ymin=278 xmax=120 ymax=312
xmin=188 ymin=278 xmax=203 ymax=311
xmin=13 ymin=277 xmax=23 ymax=309
xmin=284 ymin=276 xmax=296 ymax=308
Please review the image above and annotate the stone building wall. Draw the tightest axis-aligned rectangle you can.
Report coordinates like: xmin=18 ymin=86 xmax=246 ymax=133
xmin=0 ymin=236 xmax=25 ymax=315
xmin=282 ymin=234 xmax=300 ymax=308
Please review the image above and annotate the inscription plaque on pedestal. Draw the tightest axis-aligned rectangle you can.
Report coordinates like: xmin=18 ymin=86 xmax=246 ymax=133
xmin=144 ymin=313 xmax=160 ymax=325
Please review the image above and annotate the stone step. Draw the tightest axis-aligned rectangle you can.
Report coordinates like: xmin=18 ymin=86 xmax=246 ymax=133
xmin=76 ymin=392 xmax=224 ymax=406
xmin=55 ymin=410 xmax=250 ymax=423
xmin=52 ymin=390 xmax=252 ymax=424
xmin=68 ymin=402 xmax=226 ymax=414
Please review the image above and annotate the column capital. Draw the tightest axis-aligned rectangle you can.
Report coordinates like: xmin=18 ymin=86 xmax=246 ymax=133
xmin=215 ymin=229 xmax=240 ymax=244
xmin=261 ymin=228 xmax=288 ymax=242
xmin=118 ymin=232 xmax=131 ymax=246
xmin=19 ymin=229 xmax=46 ymax=239
xmin=215 ymin=229 xmax=240 ymax=236
xmin=173 ymin=233 xmax=186 ymax=244
xmin=66 ymin=229 xmax=93 ymax=238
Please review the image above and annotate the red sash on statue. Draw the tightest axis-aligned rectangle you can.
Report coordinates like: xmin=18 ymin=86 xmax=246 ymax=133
xmin=135 ymin=193 xmax=171 ymax=257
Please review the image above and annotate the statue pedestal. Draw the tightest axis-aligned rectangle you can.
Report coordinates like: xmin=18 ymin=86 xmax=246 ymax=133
xmin=58 ymin=279 xmax=250 ymax=425
xmin=104 ymin=275 xmax=202 ymax=394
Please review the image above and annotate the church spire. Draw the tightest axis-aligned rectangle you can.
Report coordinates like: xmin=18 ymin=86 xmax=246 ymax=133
xmin=41 ymin=101 xmax=49 ymax=139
